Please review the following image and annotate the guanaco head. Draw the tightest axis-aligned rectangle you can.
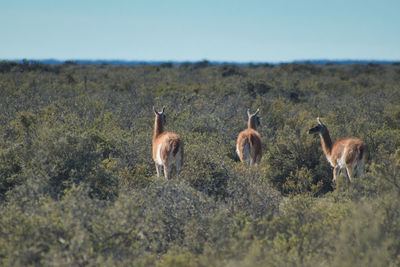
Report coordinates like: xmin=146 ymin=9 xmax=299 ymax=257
xmin=153 ymin=106 xmax=166 ymax=125
xmin=308 ymin=117 xmax=327 ymax=135
xmin=247 ymin=108 xmax=260 ymax=129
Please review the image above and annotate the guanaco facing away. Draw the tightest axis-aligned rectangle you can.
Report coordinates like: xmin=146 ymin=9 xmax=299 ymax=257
xmin=236 ymin=108 xmax=262 ymax=166
xmin=152 ymin=106 xmax=183 ymax=180
xmin=309 ymin=117 xmax=367 ymax=185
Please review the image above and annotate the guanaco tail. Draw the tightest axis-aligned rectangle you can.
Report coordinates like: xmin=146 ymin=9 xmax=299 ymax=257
xmin=152 ymin=106 xmax=184 ymax=180
xmin=236 ymin=108 xmax=262 ymax=166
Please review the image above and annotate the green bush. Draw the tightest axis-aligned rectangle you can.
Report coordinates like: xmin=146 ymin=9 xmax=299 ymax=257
xmin=0 ymin=62 xmax=399 ymax=266
xmin=0 ymin=148 xmax=22 ymax=200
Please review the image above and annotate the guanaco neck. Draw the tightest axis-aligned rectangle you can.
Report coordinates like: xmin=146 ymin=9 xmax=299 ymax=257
xmin=320 ymin=130 xmax=333 ymax=157
xmin=248 ymin=117 xmax=257 ymax=130
xmin=153 ymin=115 xmax=164 ymax=140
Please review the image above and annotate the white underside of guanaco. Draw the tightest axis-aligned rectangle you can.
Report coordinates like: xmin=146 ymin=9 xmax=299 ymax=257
xmin=156 ymin=143 xmax=163 ymax=165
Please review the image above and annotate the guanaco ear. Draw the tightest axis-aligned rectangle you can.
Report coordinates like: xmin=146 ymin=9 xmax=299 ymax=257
xmin=162 ymin=106 xmax=166 ymax=114
xmin=247 ymin=109 xmax=251 ymax=118
xmin=153 ymin=106 xmax=158 ymax=115
xmin=317 ymin=117 xmax=324 ymax=126
xmin=255 ymin=108 xmax=260 ymax=116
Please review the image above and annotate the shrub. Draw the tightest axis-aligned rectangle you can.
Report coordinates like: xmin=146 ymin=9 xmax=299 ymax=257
xmin=0 ymin=61 xmax=399 ymax=266
xmin=0 ymin=148 xmax=22 ymax=200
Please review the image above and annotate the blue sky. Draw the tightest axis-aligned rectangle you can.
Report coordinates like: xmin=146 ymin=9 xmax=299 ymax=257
xmin=1 ymin=0 xmax=399 ymax=62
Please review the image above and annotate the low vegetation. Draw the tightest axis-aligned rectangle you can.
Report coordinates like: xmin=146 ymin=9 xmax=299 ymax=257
xmin=0 ymin=60 xmax=400 ymax=266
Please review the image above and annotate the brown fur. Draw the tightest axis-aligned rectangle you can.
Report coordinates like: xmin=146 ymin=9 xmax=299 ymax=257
xmin=309 ymin=118 xmax=367 ymax=184
xmin=236 ymin=109 xmax=262 ymax=165
xmin=152 ymin=107 xmax=184 ymax=180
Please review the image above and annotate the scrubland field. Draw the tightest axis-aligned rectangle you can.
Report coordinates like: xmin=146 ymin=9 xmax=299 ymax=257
xmin=1 ymin=60 xmax=400 ymax=266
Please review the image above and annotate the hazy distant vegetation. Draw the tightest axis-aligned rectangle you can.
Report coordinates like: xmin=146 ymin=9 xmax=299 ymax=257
xmin=0 ymin=60 xmax=400 ymax=266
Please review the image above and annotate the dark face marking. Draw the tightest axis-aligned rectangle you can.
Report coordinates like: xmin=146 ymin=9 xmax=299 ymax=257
xmin=161 ymin=113 xmax=166 ymax=125
xmin=254 ymin=115 xmax=260 ymax=127
xmin=308 ymin=124 xmax=325 ymax=135
xmin=156 ymin=113 xmax=166 ymax=125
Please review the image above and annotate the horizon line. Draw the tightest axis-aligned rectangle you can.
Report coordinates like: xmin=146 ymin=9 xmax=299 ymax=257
xmin=1 ymin=58 xmax=400 ymax=65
